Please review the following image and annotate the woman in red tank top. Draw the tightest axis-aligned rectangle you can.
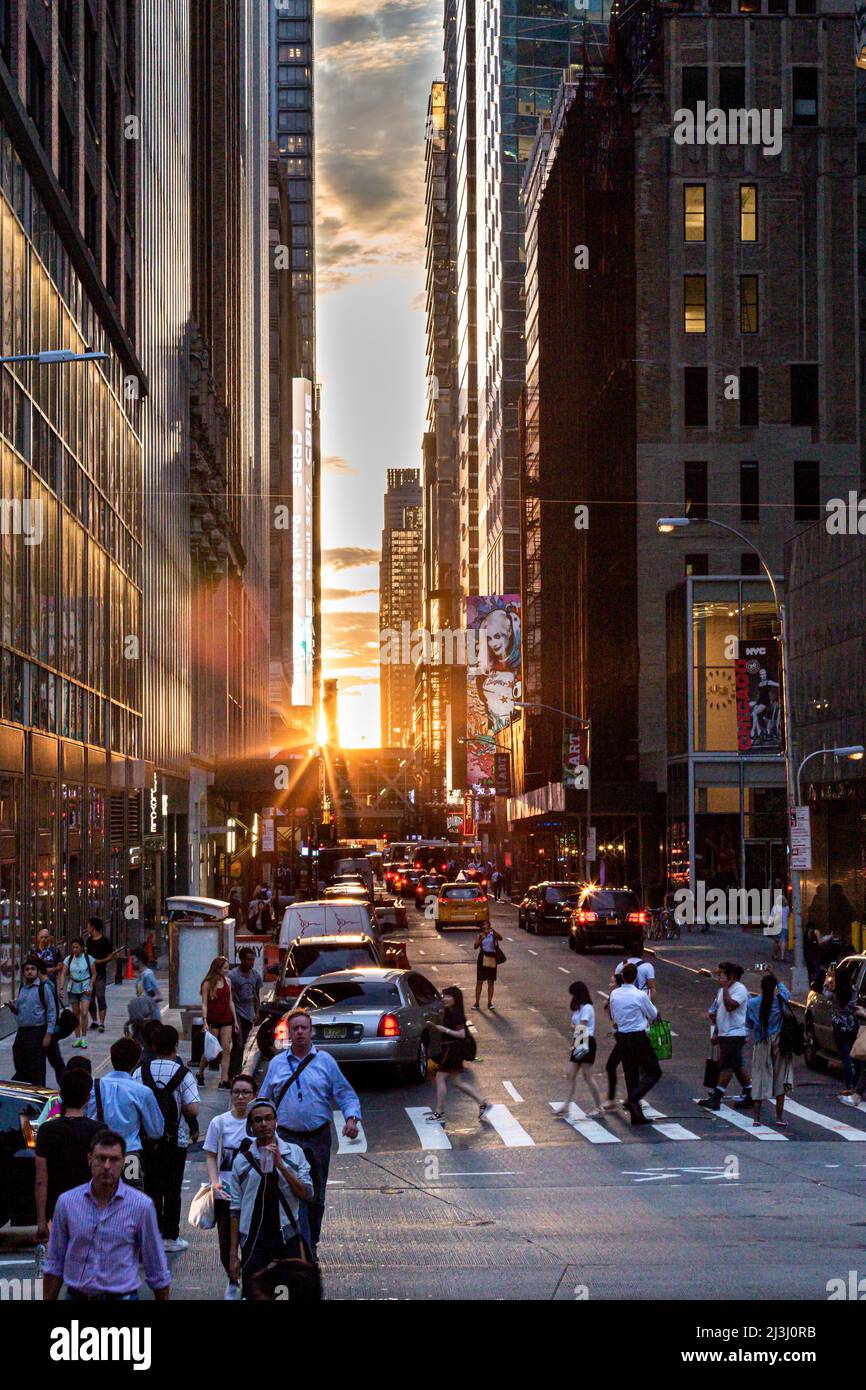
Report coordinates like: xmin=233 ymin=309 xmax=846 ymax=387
xmin=197 ymin=956 xmax=239 ymax=1089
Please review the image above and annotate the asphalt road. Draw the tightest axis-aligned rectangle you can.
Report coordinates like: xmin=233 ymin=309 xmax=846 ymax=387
xmin=3 ymin=904 xmax=864 ymax=1302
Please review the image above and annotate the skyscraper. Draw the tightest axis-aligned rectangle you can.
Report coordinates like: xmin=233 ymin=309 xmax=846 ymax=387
xmin=379 ymin=470 xmax=423 ymax=748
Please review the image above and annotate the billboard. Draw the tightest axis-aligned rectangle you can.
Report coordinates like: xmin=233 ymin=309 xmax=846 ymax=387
xmin=465 ymin=595 xmax=521 ymax=789
xmin=291 ymin=378 xmax=314 ymax=707
xmin=734 ymin=640 xmax=782 ymax=753
xmin=562 ymin=728 xmax=589 ymax=789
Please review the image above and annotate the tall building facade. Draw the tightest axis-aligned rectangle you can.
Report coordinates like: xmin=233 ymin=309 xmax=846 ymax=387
xmin=474 ymin=0 xmax=587 ymax=594
xmin=0 ymin=0 xmax=144 ymax=993
xmin=379 ymin=469 xmax=422 ymax=748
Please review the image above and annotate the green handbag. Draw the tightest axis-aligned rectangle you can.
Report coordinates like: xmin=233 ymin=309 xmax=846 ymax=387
xmin=648 ymin=1018 xmax=673 ymax=1061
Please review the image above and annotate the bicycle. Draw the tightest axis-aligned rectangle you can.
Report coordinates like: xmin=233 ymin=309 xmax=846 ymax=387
xmin=647 ymin=907 xmax=680 ymax=941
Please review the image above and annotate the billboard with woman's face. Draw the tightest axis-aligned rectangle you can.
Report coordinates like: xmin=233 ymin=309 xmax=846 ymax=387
xmin=465 ymin=596 xmax=521 ymax=787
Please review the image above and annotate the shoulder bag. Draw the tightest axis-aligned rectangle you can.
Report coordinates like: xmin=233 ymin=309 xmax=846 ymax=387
xmin=778 ymin=996 xmax=805 ymax=1057
xmin=239 ymin=1140 xmax=322 ymax=1301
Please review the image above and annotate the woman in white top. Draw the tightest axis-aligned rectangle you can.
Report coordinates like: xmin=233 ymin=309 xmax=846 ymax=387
xmin=58 ymin=938 xmax=97 ymax=1047
xmin=204 ymin=1072 xmax=257 ymax=1297
xmin=557 ymin=980 xmax=602 ymax=1120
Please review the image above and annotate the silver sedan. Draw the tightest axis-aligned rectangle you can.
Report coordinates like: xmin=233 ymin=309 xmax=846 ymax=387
xmin=285 ymin=968 xmax=445 ymax=1084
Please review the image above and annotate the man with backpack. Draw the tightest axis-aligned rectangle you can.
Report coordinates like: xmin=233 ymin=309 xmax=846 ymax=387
xmin=84 ymin=1037 xmax=164 ymax=1186
xmin=135 ymin=1023 xmax=200 ymax=1253
xmin=10 ymin=957 xmax=57 ymax=1085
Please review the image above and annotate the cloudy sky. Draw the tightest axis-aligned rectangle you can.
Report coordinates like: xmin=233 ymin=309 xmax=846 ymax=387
xmin=316 ymin=0 xmax=440 ymax=745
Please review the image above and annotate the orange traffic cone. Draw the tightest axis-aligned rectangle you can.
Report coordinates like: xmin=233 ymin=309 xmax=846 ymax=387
xmin=125 ymin=951 xmax=134 ymax=980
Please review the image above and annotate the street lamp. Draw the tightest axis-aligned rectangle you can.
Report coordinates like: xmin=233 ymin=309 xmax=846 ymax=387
xmin=514 ymin=700 xmax=592 ymax=881
xmin=0 ymin=349 xmax=108 ymax=366
xmin=657 ymin=514 xmax=808 ymax=985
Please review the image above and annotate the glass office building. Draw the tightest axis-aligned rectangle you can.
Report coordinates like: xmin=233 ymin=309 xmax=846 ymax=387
xmin=270 ymin=0 xmax=315 ymax=383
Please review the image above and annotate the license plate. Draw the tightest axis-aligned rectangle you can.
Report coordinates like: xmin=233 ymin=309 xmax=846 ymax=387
xmin=322 ymin=1025 xmax=348 ymax=1040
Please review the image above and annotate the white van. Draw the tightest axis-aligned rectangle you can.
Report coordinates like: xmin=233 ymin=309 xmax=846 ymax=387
xmin=278 ymin=899 xmax=378 ymax=950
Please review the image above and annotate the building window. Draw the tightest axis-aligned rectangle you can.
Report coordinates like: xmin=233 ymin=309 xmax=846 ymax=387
xmin=0 ymin=0 xmax=9 ymax=66
xmin=685 ymin=461 xmax=708 ymax=520
xmin=683 ymin=185 xmax=705 ymax=241
xmin=684 ymin=367 xmax=708 ymax=427
xmin=740 ymin=553 xmax=761 ymax=575
xmin=719 ymin=67 xmax=746 ymax=110
xmin=105 ymin=72 xmax=120 ymax=185
xmin=740 ymin=185 xmax=757 ymax=241
xmin=84 ymin=9 xmax=98 ymax=123
xmin=85 ymin=175 xmax=99 ymax=257
xmin=26 ymin=32 xmax=47 ymax=143
xmin=684 ymin=276 xmax=707 ymax=334
xmin=682 ymin=67 xmax=708 ymax=113
xmin=794 ymin=461 xmax=819 ymax=522
xmin=740 ymin=461 xmax=759 ymax=522
xmin=59 ymin=114 xmax=75 ymax=204
xmin=794 ymin=0 xmax=816 ymax=12
xmin=740 ymin=366 xmax=759 ymax=426
xmin=767 ymin=0 xmax=787 ymax=10
xmin=685 ymin=554 xmax=709 ymax=576
xmin=792 ymin=69 xmax=818 ymax=127
xmin=790 ymin=364 xmax=819 ymax=427
xmin=740 ymin=276 xmax=759 ymax=333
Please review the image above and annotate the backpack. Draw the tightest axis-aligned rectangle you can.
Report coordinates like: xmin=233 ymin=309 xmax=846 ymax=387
xmin=462 ymin=1025 xmax=478 ymax=1063
xmin=140 ymin=1058 xmax=188 ymax=1143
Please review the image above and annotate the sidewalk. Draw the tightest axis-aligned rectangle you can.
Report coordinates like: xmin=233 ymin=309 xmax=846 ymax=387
xmin=644 ymin=922 xmax=800 ymax=999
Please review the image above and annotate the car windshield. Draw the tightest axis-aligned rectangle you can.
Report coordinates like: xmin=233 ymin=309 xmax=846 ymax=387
xmin=287 ymin=945 xmax=376 ymax=976
xmin=546 ymin=886 xmax=580 ymax=904
xmin=443 ymin=886 xmax=484 ymax=900
xmin=300 ymin=981 xmax=402 ymax=1009
xmin=585 ymin=891 xmax=641 ymax=912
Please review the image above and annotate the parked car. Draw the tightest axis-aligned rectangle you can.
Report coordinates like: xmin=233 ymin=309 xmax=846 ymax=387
xmin=435 ymin=881 xmax=489 ymax=931
xmin=384 ymin=862 xmax=412 ymax=891
xmin=372 ymin=889 xmax=407 ymax=933
xmin=0 ymin=1080 xmax=58 ymax=1229
xmin=804 ymin=953 xmax=866 ymax=1072
xmin=414 ymin=874 xmax=444 ymax=910
xmin=518 ymin=881 xmax=582 ymax=935
xmin=568 ymin=887 xmax=646 ymax=954
xmin=279 ymin=899 xmax=379 ymax=949
xmin=286 ymin=968 xmax=446 ymax=1083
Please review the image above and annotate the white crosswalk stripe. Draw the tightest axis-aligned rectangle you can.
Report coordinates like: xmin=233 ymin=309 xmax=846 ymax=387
xmin=781 ymin=1098 xmax=866 ymax=1141
xmin=502 ymin=1080 xmax=524 ymax=1103
xmin=334 ymin=1111 xmax=368 ymax=1154
xmin=405 ymin=1107 xmax=452 ymax=1149
xmin=692 ymin=1100 xmax=787 ymax=1140
xmin=484 ymin=1103 xmax=535 ymax=1147
xmin=549 ymin=1101 xmax=621 ymax=1145
xmin=640 ymin=1102 xmax=700 ymax=1141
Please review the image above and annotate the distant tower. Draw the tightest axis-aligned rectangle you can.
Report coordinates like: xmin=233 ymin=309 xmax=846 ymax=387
xmin=323 ymin=679 xmax=340 ymax=749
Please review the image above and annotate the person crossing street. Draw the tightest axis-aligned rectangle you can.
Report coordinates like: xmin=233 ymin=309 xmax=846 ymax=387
xmin=10 ymin=957 xmax=57 ymax=1086
xmin=606 ymin=962 xmax=661 ymax=1125
xmin=701 ymin=961 xmax=752 ymax=1112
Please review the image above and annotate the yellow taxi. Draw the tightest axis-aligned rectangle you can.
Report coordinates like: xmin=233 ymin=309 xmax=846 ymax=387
xmin=435 ymin=881 xmax=490 ymax=931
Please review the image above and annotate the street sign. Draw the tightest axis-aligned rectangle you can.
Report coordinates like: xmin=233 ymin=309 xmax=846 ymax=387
xmin=586 ymin=826 xmax=597 ymax=862
xmin=494 ymin=751 xmax=512 ymax=796
xmin=261 ymin=818 xmax=275 ymax=853
xmin=789 ymin=804 xmax=812 ymax=870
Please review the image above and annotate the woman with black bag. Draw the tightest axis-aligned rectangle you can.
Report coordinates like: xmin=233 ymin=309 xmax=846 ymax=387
xmin=427 ymin=986 xmax=492 ymax=1125
xmin=474 ymin=925 xmax=504 ymax=1010
xmin=746 ymin=971 xmax=794 ymax=1128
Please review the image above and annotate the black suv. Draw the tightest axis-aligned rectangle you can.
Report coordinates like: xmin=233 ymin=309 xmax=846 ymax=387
xmin=518 ymin=882 xmax=581 ymax=935
xmin=0 ymin=1080 xmax=57 ymax=1228
xmin=568 ymin=887 xmax=646 ymax=954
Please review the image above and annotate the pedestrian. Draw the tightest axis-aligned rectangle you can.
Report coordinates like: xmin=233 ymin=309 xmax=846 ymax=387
xmin=204 ymin=1071 xmax=257 ymax=1296
xmin=131 ymin=945 xmax=163 ymax=1020
xmin=700 ymin=961 xmax=752 ymax=1111
xmin=135 ymin=1023 xmax=200 ymax=1254
xmin=491 ymin=868 xmax=503 ymax=901
xmin=42 ymin=1129 xmax=171 ymax=1301
xmin=229 ymin=947 xmax=262 ymax=1069
xmin=605 ymin=962 xmax=661 ymax=1125
xmin=764 ymin=882 xmax=789 ymax=962
xmin=428 ymin=985 xmax=492 ymax=1125
xmin=804 ymin=922 xmax=822 ymax=985
xmin=35 ymin=928 xmax=64 ymax=988
xmin=86 ymin=917 xmax=121 ymax=1033
xmin=34 ymin=954 xmax=67 ymax=1085
xmin=613 ymin=952 xmax=656 ymax=1001
xmin=557 ymin=981 xmax=602 ymax=1120
xmin=228 ymin=885 xmax=244 ymax=928
xmin=138 ymin=1018 xmax=163 ymax=1065
xmin=10 ymin=956 xmax=57 ymax=1086
xmin=34 ymin=1069 xmax=104 ymax=1243
xmin=126 ymin=990 xmax=156 ymax=1046
xmin=228 ymin=1099 xmax=315 ymax=1299
xmin=84 ymin=1036 xmax=164 ymax=1187
xmin=258 ymin=1008 xmax=361 ymax=1257
xmin=746 ymin=970 xmax=793 ymax=1128
xmin=831 ymin=977 xmax=865 ymax=1101
xmin=474 ymin=923 xmax=504 ymax=1010
xmin=196 ymin=955 xmax=239 ymax=1090
xmin=503 ymin=865 xmax=512 ymax=898
xmin=58 ymin=938 xmax=97 ymax=1048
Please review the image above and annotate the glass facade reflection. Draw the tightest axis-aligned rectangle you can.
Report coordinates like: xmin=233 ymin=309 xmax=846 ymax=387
xmin=271 ymin=0 xmax=315 ymax=382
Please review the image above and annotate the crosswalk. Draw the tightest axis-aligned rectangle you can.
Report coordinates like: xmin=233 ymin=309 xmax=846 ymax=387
xmin=328 ymin=1090 xmax=866 ymax=1155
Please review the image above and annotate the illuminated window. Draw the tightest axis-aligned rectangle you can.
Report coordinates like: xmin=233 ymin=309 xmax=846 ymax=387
xmin=683 ymin=185 xmax=705 ymax=242
xmin=740 ymin=276 xmax=759 ymax=333
xmin=684 ymin=276 xmax=707 ymax=333
xmin=740 ymin=185 xmax=756 ymax=241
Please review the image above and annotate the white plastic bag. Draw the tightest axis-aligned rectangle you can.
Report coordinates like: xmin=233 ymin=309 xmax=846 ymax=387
xmin=203 ymin=1028 xmax=222 ymax=1063
xmin=188 ymin=1182 xmax=216 ymax=1230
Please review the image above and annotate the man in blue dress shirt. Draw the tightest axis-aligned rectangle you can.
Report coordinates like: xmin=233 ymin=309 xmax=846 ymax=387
xmin=259 ymin=1008 xmax=361 ymax=1256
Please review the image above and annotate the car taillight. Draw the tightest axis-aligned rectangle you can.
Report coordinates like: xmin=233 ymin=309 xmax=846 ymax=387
xmin=20 ymin=1116 xmax=37 ymax=1149
xmin=377 ymin=1013 xmax=400 ymax=1038
xmin=438 ymin=896 xmax=448 ymax=904
xmin=576 ymin=910 xmax=598 ymax=923
xmin=627 ymin=911 xmax=647 ymax=925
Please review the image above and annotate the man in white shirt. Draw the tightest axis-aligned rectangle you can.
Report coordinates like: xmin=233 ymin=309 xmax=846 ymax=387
xmin=614 ymin=955 xmax=656 ymax=999
xmin=606 ymin=963 xmax=662 ymax=1125
xmin=700 ymin=961 xmax=752 ymax=1111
